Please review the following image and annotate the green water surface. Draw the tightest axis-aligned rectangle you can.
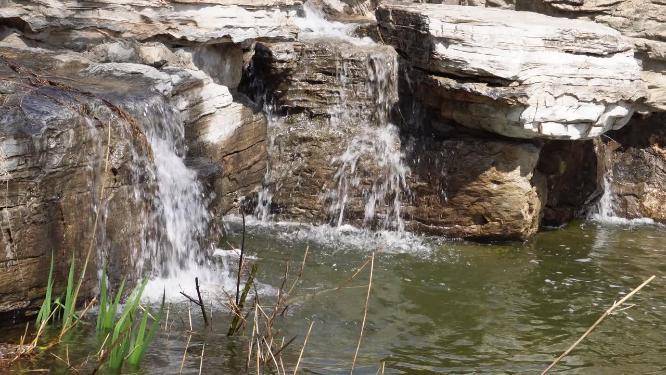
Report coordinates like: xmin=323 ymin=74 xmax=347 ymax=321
xmin=4 ymin=221 xmax=665 ymax=374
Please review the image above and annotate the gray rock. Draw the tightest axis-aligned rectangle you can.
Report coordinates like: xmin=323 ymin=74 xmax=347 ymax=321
xmin=0 ymin=0 xmax=301 ymax=50
xmin=377 ymin=3 xmax=646 ymax=139
xmin=515 ymin=0 xmax=666 ymax=112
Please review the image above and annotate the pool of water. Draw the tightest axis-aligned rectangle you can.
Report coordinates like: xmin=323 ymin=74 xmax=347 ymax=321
xmin=4 ymin=220 xmax=666 ymax=374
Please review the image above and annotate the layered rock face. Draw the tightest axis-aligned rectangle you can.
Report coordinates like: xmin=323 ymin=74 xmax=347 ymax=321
xmin=515 ymin=0 xmax=666 ymax=112
xmin=377 ymin=3 xmax=645 ymax=139
xmin=0 ymin=46 xmax=155 ymax=319
xmin=0 ymin=0 xmax=280 ymax=317
xmin=404 ymin=138 xmax=545 ymax=240
xmin=247 ymin=38 xmax=546 ymax=239
xmin=0 ymin=0 xmax=301 ymax=49
xmin=248 ymin=39 xmax=397 ymax=121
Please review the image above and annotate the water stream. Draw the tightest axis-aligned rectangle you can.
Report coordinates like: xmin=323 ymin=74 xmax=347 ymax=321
xmin=590 ymin=138 xmax=655 ymax=226
xmin=255 ymin=1 xmax=409 ymax=231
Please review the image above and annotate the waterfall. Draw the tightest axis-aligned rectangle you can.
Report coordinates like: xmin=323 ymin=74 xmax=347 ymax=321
xmin=123 ymin=97 xmax=223 ymax=300
xmin=590 ymin=137 xmax=655 ymax=225
xmin=254 ymin=1 xmax=410 ymax=231
xmin=591 ymin=138 xmax=616 ymax=220
xmin=323 ymin=51 xmax=409 ymax=230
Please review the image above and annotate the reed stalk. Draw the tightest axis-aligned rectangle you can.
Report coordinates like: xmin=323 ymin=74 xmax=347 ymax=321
xmin=351 ymin=252 xmax=374 ymax=374
xmin=541 ymin=275 xmax=656 ymax=374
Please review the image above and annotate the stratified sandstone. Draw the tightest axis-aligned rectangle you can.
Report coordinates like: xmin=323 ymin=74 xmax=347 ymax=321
xmin=377 ymin=3 xmax=645 ymax=140
xmin=516 ymin=0 xmax=666 ymax=112
xmin=0 ymin=46 xmax=154 ymax=319
xmin=0 ymin=0 xmax=300 ymax=49
xmin=246 ymin=38 xmax=545 ymax=240
xmin=404 ymin=137 xmax=545 ymax=240
xmin=248 ymin=39 xmax=398 ymax=123
xmin=0 ymin=39 xmax=268 ymax=318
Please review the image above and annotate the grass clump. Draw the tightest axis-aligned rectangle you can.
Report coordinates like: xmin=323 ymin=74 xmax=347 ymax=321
xmin=25 ymin=253 xmax=163 ymax=371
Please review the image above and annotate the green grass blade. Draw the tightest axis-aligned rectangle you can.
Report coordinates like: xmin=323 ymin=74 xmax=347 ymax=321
xmin=105 ymin=279 xmax=147 ymax=370
xmin=61 ymin=253 xmax=76 ymax=331
xmin=102 ymin=278 xmax=126 ymax=332
xmin=127 ymin=290 xmax=165 ymax=366
xmin=35 ymin=251 xmax=55 ymax=327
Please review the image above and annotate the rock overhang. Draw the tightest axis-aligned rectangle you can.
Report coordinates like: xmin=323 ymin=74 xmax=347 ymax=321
xmin=377 ymin=3 xmax=647 ymax=140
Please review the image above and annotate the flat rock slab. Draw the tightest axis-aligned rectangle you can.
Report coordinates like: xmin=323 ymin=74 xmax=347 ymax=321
xmin=377 ymin=3 xmax=646 ymax=140
xmin=0 ymin=0 xmax=301 ymax=49
xmin=519 ymin=0 xmax=666 ymax=112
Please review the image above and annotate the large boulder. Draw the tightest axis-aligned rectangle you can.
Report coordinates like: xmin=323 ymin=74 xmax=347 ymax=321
xmin=516 ymin=0 xmax=666 ymax=112
xmin=0 ymin=39 xmax=268 ymax=319
xmin=377 ymin=3 xmax=645 ymax=140
xmin=404 ymin=137 xmax=546 ymax=240
xmin=0 ymin=46 xmax=155 ymax=320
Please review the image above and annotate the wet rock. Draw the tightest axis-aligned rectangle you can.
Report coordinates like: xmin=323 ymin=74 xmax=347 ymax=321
xmin=186 ymin=99 xmax=268 ymax=215
xmin=262 ymin=114 xmax=545 ymax=240
xmin=246 ymin=37 xmax=545 ymax=239
xmin=0 ymin=46 xmax=154 ymax=320
xmin=377 ymin=3 xmax=645 ymax=140
xmin=247 ymin=39 xmax=398 ymax=122
xmin=601 ymin=113 xmax=666 ymax=222
xmin=0 ymin=42 xmax=267 ymax=318
xmin=404 ymin=137 xmax=546 ymax=240
xmin=536 ymin=140 xmax=598 ymax=226
xmin=516 ymin=0 xmax=666 ymax=111
xmin=0 ymin=0 xmax=301 ymax=50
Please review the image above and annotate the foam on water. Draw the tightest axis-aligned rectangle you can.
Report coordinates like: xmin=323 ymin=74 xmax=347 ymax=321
xmin=227 ymin=215 xmax=434 ymax=255
xmin=295 ymin=1 xmax=374 ymax=45
xmin=119 ymin=98 xmax=238 ymax=302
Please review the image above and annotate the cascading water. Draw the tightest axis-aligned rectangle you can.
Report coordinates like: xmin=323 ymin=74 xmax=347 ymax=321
xmin=122 ymin=97 xmax=228 ymax=300
xmin=255 ymin=1 xmax=410 ymax=231
xmin=590 ymin=137 xmax=655 ymax=225
xmin=591 ymin=138 xmax=617 ymax=221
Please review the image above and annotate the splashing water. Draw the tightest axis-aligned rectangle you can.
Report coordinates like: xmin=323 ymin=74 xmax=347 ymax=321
xmin=119 ymin=97 xmax=229 ymax=300
xmin=324 ymin=44 xmax=409 ymax=230
xmin=590 ymin=138 xmax=655 ymax=225
xmin=325 ymin=124 xmax=410 ymax=230
xmin=254 ymin=1 xmax=410 ymax=232
xmin=295 ymin=1 xmax=374 ymax=45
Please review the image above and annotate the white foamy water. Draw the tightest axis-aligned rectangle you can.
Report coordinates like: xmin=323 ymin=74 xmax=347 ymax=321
xmin=228 ymin=215 xmax=434 ymax=255
xmin=120 ymin=98 xmax=236 ymax=302
xmin=324 ymin=124 xmax=410 ymax=230
xmin=295 ymin=1 xmax=374 ymax=45
xmin=254 ymin=0 xmax=409 ymax=232
xmin=589 ymin=138 xmax=656 ymax=226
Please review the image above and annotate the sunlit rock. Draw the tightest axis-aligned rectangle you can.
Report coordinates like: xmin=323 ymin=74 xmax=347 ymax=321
xmin=517 ymin=0 xmax=666 ymax=112
xmin=597 ymin=113 xmax=666 ymax=222
xmin=0 ymin=0 xmax=301 ymax=50
xmin=377 ymin=3 xmax=646 ymax=139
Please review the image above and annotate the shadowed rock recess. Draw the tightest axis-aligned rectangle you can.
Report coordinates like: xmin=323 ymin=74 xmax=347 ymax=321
xmin=0 ymin=0 xmax=664 ymax=319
